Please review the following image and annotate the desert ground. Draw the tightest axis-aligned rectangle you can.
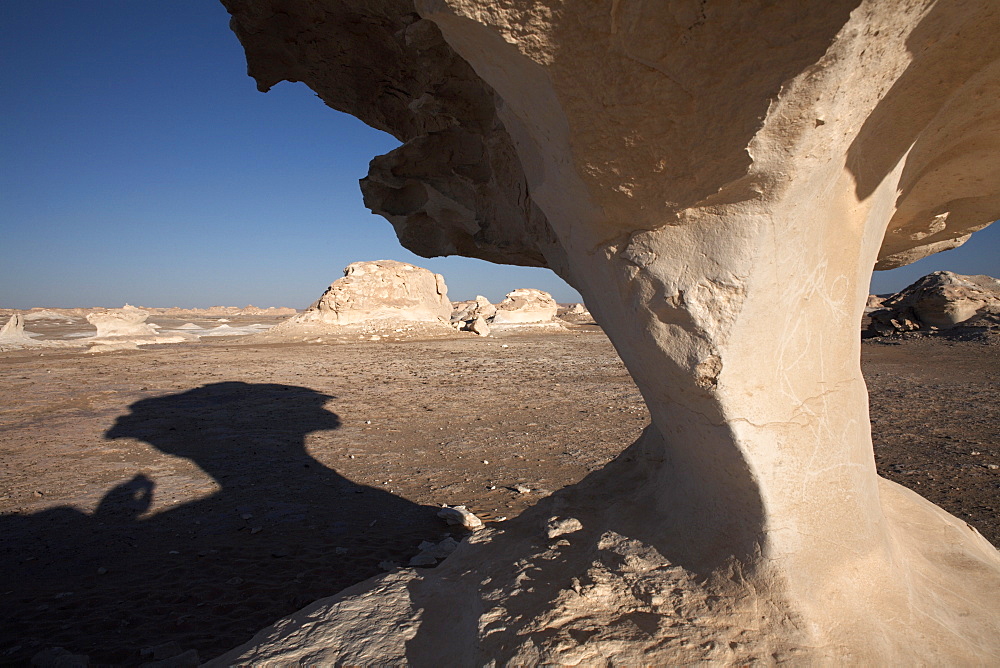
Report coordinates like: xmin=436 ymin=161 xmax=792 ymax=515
xmin=0 ymin=321 xmax=997 ymax=664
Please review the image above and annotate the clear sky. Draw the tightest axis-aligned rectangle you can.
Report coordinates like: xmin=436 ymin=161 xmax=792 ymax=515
xmin=1 ymin=2 xmax=996 ymax=309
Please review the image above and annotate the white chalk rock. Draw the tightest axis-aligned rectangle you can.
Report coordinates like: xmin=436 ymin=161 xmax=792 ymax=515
xmin=292 ymin=260 xmax=452 ymax=326
xmin=468 ymin=315 xmax=491 ymax=337
xmin=86 ymin=305 xmax=158 ymax=338
xmin=437 ymin=505 xmax=483 ymax=531
xmin=490 ymin=289 xmax=559 ymax=325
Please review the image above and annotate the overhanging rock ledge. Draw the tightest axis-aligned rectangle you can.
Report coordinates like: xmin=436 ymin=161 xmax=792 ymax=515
xmin=215 ymin=0 xmax=1000 ymax=663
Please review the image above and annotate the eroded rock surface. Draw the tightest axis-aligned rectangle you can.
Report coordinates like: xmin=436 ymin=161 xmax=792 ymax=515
xmin=867 ymin=271 xmax=1000 ymax=335
xmin=0 ymin=314 xmax=38 ymax=349
xmin=298 ymin=260 xmax=450 ymax=325
xmin=491 ymin=288 xmax=559 ymax=326
xmin=257 ymin=260 xmax=458 ymax=342
xmin=220 ymin=0 xmax=1000 ymax=663
xmin=86 ymin=305 xmax=159 ymax=339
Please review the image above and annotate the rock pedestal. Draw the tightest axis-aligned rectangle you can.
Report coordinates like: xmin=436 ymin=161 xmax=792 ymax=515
xmin=220 ymin=0 xmax=1000 ymax=662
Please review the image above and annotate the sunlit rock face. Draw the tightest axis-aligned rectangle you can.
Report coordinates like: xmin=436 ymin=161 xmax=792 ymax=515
xmin=491 ymin=288 xmax=558 ymax=325
xmin=220 ymin=0 xmax=1000 ymax=663
xmin=869 ymin=271 xmax=1000 ymax=333
xmin=296 ymin=260 xmax=451 ymax=325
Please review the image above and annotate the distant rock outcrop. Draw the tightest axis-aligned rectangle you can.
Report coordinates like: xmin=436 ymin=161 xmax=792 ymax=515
xmin=254 ymin=261 xmax=457 ymax=342
xmin=866 ymin=271 xmax=1000 ymax=336
xmin=491 ymin=289 xmax=559 ymax=326
xmin=86 ymin=305 xmax=160 ymax=338
xmin=296 ymin=260 xmax=451 ymax=325
xmin=0 ymin=314 xmax=34 ymax=346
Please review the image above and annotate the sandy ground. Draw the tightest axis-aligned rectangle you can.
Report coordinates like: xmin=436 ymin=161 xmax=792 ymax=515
xmin=0 ymin=326 xmax=996 ymax=664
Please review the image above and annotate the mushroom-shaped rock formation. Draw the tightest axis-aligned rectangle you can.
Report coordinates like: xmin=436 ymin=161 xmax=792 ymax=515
xmin=217 ymin=0 xmax=1000 ymax=663
xmin=85 ymin=305 xmax=159 ymax=338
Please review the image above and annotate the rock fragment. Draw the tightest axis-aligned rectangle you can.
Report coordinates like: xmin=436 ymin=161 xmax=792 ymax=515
xmin=545 ymin=516 xmax=583 ymax=539
xmin=437 ymin=505 xmax=483 ymax=530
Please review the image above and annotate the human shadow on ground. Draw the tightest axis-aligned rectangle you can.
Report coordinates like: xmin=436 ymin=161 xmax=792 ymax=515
xmin=0 ymin=382 xmax=444 ymax=665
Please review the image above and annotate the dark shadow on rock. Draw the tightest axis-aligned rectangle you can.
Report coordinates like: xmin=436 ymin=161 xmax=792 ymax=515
xmin=0 ymin=382 xmax=443 ymax=665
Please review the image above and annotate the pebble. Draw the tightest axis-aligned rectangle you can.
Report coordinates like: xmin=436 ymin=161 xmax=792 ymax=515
xmin=250 ymin=526 xmax=262 ymax=535
xmin=512 ymin=484 xmax=532 ymax=494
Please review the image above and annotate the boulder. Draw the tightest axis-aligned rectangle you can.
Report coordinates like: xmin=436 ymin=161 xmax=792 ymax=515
xmin=867 ymin=271 xmax=1000 ymax=335
xmin=490 ymin=289 xmax=559 ymax=326
xmin=296 ymin=260 xmax=451 ymax=325
xmin=467 ymin=315 xmax=490 ymax=337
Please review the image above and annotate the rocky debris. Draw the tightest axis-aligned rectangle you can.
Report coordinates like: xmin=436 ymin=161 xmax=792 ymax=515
xmin=452 ymin=295 xmax=497 ymax=323
xmin=408 ymin=536 xmax=460 ymax=566
xmin=436 ymin=505 xmax=483 ymax=531
xmin=491 ymin=289 xmax=560 ymax=327
xmin=467 ymin=315 xmax=491 ymax=337
xmin=866 ymin=272 xmax=1000 ymax=337
xmin=450 ymin=296 xmax=497 ymax=335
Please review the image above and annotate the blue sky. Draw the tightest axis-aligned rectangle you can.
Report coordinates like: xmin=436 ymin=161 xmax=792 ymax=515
xmin=1 ymin=2 xmax=996 ymax=308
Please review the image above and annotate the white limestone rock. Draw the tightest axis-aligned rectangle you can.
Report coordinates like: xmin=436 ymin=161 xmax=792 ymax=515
xmin=221 ymin=0 xmax=1000 ymax=663
xmin=468 ymin=315 xmax=490 ymax=337
xmin=0 ymin=314 xmax=39 ymax=348
xmin=868 ymin=271 xmax=1000 ymax=334
xmin=490 ymin=289 xmax=559 ymax=326
xmin=299 ymin=260 xmax=451 ymax=325
xmin=436 ymin=505 xmax=483 ymax=531
xmin=86 ymin=305 xmax=159 ymax=338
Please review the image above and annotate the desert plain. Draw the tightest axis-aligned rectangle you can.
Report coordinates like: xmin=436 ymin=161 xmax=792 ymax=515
xmin=0 ymin=311 xmax=997 ymax=664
